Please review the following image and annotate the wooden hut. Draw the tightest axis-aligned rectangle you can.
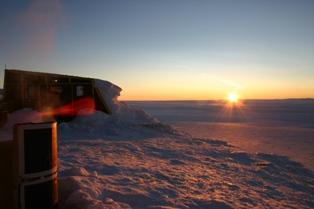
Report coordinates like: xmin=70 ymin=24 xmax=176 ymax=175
xmin=1 ymin=69 xmax=112 ymax=120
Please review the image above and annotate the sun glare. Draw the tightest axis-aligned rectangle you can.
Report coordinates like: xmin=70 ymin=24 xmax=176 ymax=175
xmin=227 ymin=92 xmax=239 ymax=104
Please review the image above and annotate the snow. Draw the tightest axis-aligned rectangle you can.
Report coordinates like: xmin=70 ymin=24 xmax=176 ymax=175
xmin=1 ymin=84 xmax=314 ymax=208
xmin=60 ymin=79 xmax=171 ymax=141
xmin=58 ymin=136 xmax=314 ymax=209
xmin=94 ymin=79 xmax=122 ymax=113
xmin=59 ymin=109 xmax=176 ymax=141
xmin=173 ymin=122 xmax=314 ymax=171
xmin=94 ymin=79 xmax=160 ymax=125
xmin=56 ymin=97 xmax=314 ymax=208
xmin=130 ymin=100 xmax=314 ymax=171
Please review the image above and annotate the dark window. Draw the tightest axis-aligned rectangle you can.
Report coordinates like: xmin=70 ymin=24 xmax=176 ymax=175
xmin=24 ymin=128 xmax=54 ymax=174
xmin=73 ymin=84 xmax=93 ymax=98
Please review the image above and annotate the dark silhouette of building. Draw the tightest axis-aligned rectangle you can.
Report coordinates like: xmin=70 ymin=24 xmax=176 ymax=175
xmin=1 ymin=69 xmax=113 ymax=121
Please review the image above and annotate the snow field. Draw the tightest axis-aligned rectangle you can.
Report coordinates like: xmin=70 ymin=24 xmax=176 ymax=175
xmin=1 ymin=80 xmax=314 ymax=208
xmin=58 ymin=136 xmax=314 ymax=209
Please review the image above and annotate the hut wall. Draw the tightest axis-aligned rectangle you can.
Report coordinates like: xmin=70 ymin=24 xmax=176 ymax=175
xmin=4 ymin=70 xmax=25 ymax=111
xmin=3 ymin=69 xmax=111 ymax=115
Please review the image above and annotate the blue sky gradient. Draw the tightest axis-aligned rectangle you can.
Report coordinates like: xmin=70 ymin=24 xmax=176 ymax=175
xmin=1 ymin=0 xmax=314 ymax=99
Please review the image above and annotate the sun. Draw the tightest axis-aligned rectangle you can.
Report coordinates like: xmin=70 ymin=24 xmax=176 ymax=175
xmin=227 ymin=92 xmax=239 ymax=104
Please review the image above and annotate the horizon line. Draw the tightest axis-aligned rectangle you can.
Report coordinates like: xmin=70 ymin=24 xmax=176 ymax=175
xmin=122 ymin=98 xmax=314 ymax=102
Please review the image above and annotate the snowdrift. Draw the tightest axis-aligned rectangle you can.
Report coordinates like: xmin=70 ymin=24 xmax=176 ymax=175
xmin=60 ymin=79 xmax=178 ymax=140
xmin=0 ymin=79 xmax=178 ymax=141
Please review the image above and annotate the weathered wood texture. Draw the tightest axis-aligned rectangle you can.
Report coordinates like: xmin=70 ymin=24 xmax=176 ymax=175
xmin=2 ymin=69 xmax=111 ymax=115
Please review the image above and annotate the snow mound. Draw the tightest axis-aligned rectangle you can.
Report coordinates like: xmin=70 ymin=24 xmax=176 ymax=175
xmin=94 ymin=79 xmax=158 ymax=124
xmin=59 ymin=175 xmax=131 ymax=209
xmin=60 ymin=79 xmax=179 ymax=140
xmin=59 ymin=110 xmax=178 ymax=140
xmin=94 ymin=79 xmax=122 ymax=113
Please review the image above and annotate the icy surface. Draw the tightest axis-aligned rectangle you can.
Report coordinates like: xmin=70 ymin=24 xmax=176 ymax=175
xmin=58 ymin=136 xmax=314 ymax=209
xmin=174 ymin=122 xmax=314 ymax=171
xmin=1 ymin=87 xmax=314 ymax=208
xmin=130 ymin=100 xmax=314 ymax=171
xmin=56 ymin=99 xmax=314 ymax=209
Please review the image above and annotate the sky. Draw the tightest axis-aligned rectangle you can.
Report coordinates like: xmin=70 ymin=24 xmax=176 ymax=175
xmin=0 ymin=0 xmax=314 ymax=100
